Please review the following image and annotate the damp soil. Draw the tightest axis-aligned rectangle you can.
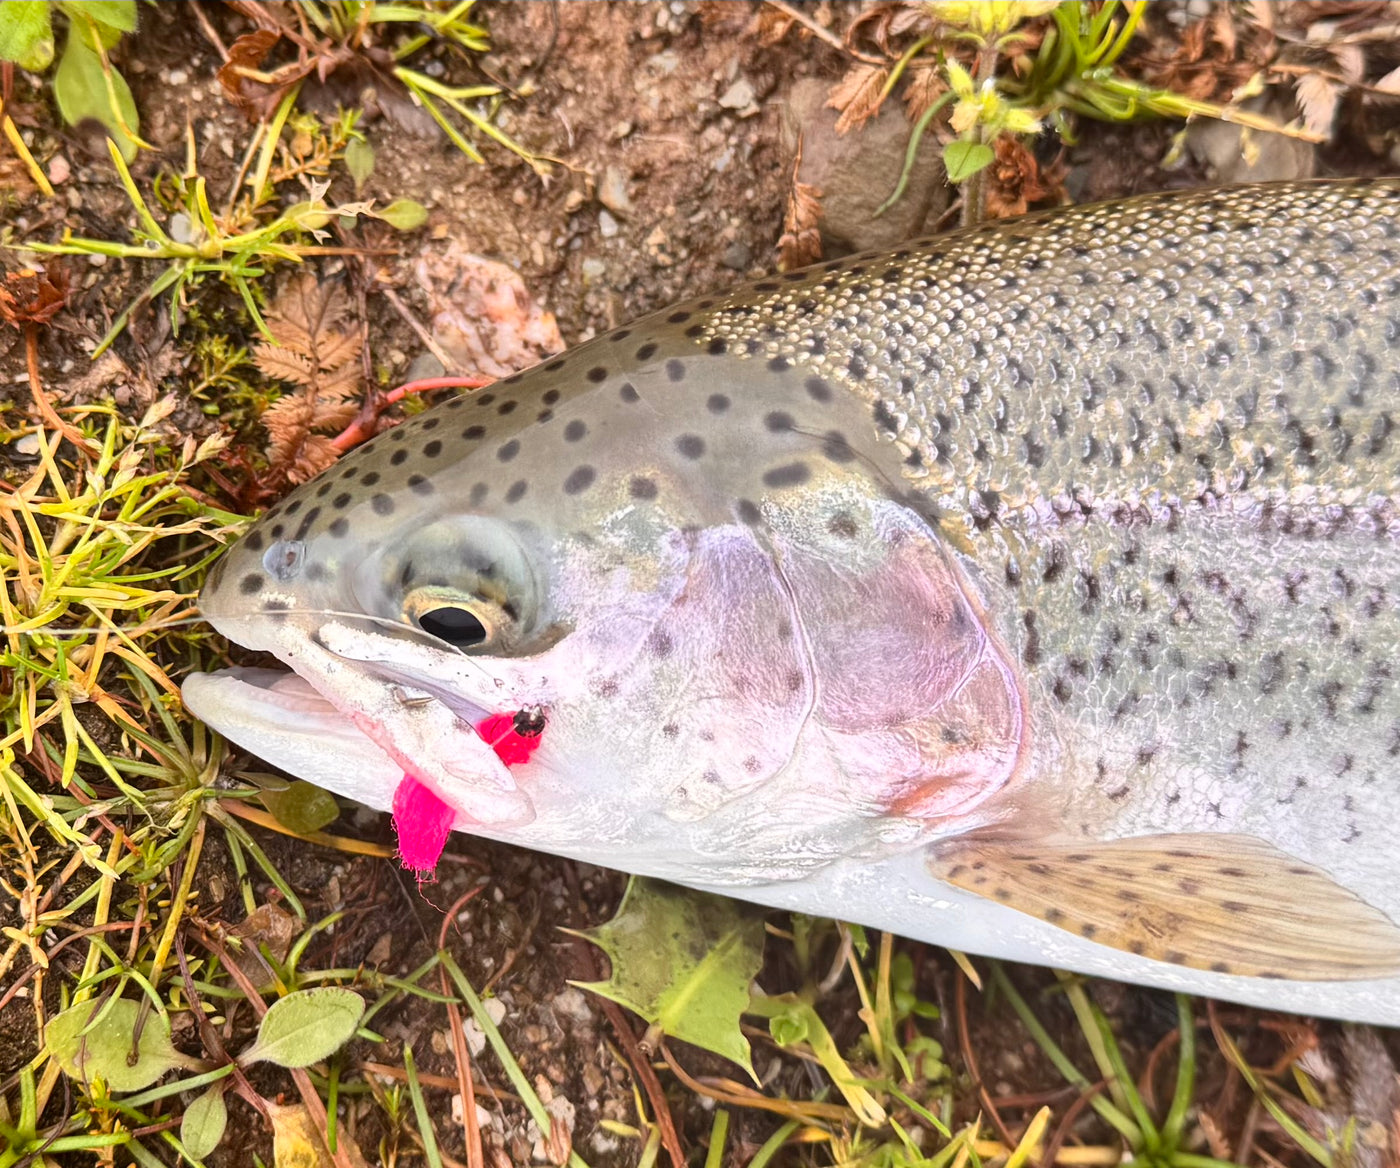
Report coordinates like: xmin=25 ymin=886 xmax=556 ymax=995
xmin=2 ymin=3 xmax=1397 ymax=1167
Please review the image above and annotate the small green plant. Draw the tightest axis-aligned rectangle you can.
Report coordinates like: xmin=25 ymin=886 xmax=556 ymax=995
xmin=806 ymin=0 xmax=1323 ymax=228
xmin=24 ymin=138 xmax=426 ymax=356
xmin=219 ymin=0 xmax=548 ymax=178
xmin=0 ymin=0 xmax=143 ymax=166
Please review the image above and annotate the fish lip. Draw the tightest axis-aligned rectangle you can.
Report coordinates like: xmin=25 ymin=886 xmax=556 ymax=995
xmin=305 ymin=627 xmax=498 ymax=727
xmin=181 ymin=666 xmax=405 ymax=812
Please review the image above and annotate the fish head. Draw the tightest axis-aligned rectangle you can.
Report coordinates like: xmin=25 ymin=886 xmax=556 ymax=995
xmin=187 ymin=327 xmax=1026 ymax=866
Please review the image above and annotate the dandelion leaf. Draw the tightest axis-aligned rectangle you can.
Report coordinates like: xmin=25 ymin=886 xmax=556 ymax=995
xmin=570 ymin=876 xmax=764 ymax=1078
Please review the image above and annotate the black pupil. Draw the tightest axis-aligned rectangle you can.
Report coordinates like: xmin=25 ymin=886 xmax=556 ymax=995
xmin=418 ymin=606 xmax=488 ymax=647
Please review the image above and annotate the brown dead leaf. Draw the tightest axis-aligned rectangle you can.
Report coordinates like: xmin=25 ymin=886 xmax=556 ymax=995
xmin=1138 ymin=8 xmax=1272 ymax=103
xmin=228 ymin=901 xmax=298 ymax=990
xmin=984 ymin=136 xmax=1067 ymax=219
xmin=777 ymin=140 xmax=823 ymax=271
xmin=1294 ymin=70 xmax=1342 ymax=138
xmin=217 ymin=29 xmax=288 ymax=121
xmin=901 ymin=64 xmax=948 ymax=121
xmin=0 ymin=266 xmax=69 ymax=328
xmin=255 ymin=273 xmax=365 ymax=484
xmin=828 ymin=63 xmax=892 ymax=135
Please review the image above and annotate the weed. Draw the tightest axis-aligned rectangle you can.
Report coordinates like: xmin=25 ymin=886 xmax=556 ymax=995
xmin=775 ymin=0 xmax=1326 ymax=234
xmin=215 ymin=0 xmax=548 ymax=177
xmin=24 ymin=136 xmax=424 ymax=358
xmin=0 ymin=0 xmax=143 ymax=182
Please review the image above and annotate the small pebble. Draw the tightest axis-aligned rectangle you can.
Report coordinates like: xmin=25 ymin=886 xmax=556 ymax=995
xmin=598 ymin=209 xmax=619 ymax=239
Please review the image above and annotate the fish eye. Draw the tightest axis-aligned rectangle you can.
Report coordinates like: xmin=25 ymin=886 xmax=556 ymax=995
xmin=403 ymin=587 xmax=511 ymax=652
xmin=415 ymin=605 xmax=489 ymax=648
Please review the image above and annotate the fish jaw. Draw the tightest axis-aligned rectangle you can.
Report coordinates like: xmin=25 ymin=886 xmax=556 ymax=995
xmin=188 ymin=611 xmax=532 ymax=827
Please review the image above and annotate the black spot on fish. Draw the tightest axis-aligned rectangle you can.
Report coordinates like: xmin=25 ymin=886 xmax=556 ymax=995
xmin=505 ymin=480 xmax=527 ymax=504
xmin=827 ymin=512 xmax=858 ymax=538
xmin=805 ymin=376 xmax=832 ymax=402
xmin=329 ymin=518 xmax=349 ymax=537
xmin=636 ymin=343 xmax=658 ymax=360
xmin=462 ymin=425 xmax=485 ymax=440
xmin=423 ymin=440 xmax=442 ymax=457
xmin=497 ymin=400 xmax=517 ymax=415
xmin=763 ymin=462 xmax=811 ymax=488
xmin=545 ymin=359 xmax=565 ymax=373
xmin=239 ymin=574 xmax=263 ymax=595
xmin=619 ymin=382 xmax=640 ymax=403
xmin=707 ymin=393 xmax=730 ymax=414
xmin=391 ymin=449 xmax=409 ymax=466
xmin=542 ymin=388 xmax=561 ymax=405
xmin=821 ymin=432 xmax=856 ymax=463
xmin=675 ymin=434 xmax=705 ymax=460
xmin=736 ymin=499 xmax=761 ymax=525
xmin=764 ymin=411 xmax=794 ymax=432
xmin=707 ymin=337 xmax=727 ymax=355
xmin=564 ymin=420 xmax=587 ymax=442
xmin=372 ymin=494 xmax=394 ymax=516
xmin=407 ymin=475 xmax=434 ymax=496
xmin=767 ymin=356 xmax=789 ymax=373
xmin=666 ymin=359 xmax=686 ymax=382
xmin=498 ymin=440 xmax=520 ymax=462
xmin=587 ymin=366 xmax=608 ymax=383
xmin=564 ymin=466 xmax=596 ymax=494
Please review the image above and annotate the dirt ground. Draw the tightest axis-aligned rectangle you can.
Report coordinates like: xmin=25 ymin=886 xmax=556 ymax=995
xmin=4 ymin=2 xmax=1400 ymax=1166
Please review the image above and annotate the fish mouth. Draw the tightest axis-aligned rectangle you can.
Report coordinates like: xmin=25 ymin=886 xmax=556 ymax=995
xmin=182 ymin=667 xmax=406 ymax=813
xmin=181 ymin=663 xmax=519 ymax=823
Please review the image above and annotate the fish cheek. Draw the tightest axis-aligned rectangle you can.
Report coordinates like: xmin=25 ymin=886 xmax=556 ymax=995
xmin=771 ymin=499 xmax=1026 ymax=822
xmin=609 ymin=526 xmax=811 ymax=822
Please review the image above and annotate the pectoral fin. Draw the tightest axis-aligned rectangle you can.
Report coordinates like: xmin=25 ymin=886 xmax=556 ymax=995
xmin=928 ymin=833 xmax=1400 ymax=980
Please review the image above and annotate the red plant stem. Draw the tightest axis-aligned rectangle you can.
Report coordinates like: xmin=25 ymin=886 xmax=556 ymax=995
xmin=331 ymin=375 xmax=495 ymax=452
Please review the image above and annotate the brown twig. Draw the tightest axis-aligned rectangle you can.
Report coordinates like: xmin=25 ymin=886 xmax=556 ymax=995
xmin=1037 ymin=1080 xmax=1106 ymax=1168
xmin=438 ymin=886 xmax=487 ymax=1168
xmin=564 ymin=865 xmax=685 ymax=1168
xmin=23 ymin=324 xmax=99 ymax=457
xmin=956 ymin=964 xmax=1017 ymax=1149
xmin=377 ymin=284 xmax=465 ymax=375
xmin=762 ymin=0 xmax=885 ymax=64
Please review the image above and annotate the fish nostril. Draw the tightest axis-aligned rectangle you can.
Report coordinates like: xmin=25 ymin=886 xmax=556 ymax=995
xmin=263 ymin=539 xmax=306 ymax=582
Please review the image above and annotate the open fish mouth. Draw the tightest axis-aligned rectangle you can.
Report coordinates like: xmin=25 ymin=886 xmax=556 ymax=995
xmin=181 ymin=664 xmax=510 ymax=820
xmin=183 ymin=667 xmax=405 ymax=812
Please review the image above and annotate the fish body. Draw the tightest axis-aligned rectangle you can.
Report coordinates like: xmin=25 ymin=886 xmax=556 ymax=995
xmin=185 ymin=181 xmax=1400 ymax=1023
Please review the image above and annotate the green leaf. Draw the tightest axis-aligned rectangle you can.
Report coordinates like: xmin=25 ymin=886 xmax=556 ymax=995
xmin=61 ymin=1 xmax=137 ymax=33
xmin=45 ymin=997 xmax=184 ymax=1092
xmin=240 ymin=987 xmax=365 ymax=1069
xmin=943 ymin=140 xmax=995 ymax=184
xmin=259 ymin=780 xmax=339 ymax=834
xmin=0 ymin=1 xmax=54 ymax=71
xmin=344 ymin=137 xmax=375 ymax=193
xmin=377 ymin=198 xmax=428 ymax=232
xmin=180 ymin=1083 xmax=228 ymax=1161
xmin=52 ymin=22 xmax=139 ymax=161
xmin=569 ymin=877 xmax=764 ymax=1079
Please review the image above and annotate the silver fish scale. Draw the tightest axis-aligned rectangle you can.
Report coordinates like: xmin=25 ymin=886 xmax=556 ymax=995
xmin=698 ymin=181 xmax=1400 ymax=536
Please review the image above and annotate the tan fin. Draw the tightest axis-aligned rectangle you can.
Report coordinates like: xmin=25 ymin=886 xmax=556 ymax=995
xmin=928 ymin=833 xmax=1400 ymax=981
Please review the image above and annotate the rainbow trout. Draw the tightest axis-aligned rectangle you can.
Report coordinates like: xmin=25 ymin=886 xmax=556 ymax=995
xmin=184 ymin=181 xmax=1400 ymax=1023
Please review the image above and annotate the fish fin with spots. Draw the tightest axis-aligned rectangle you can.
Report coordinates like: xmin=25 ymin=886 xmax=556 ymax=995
xmin=926 ymin=832 xmax=1400 ymax=980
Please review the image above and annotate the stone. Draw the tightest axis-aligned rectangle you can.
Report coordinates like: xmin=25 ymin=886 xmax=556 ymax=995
xmin=780 ymin=77 xmax=952 ymax=256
